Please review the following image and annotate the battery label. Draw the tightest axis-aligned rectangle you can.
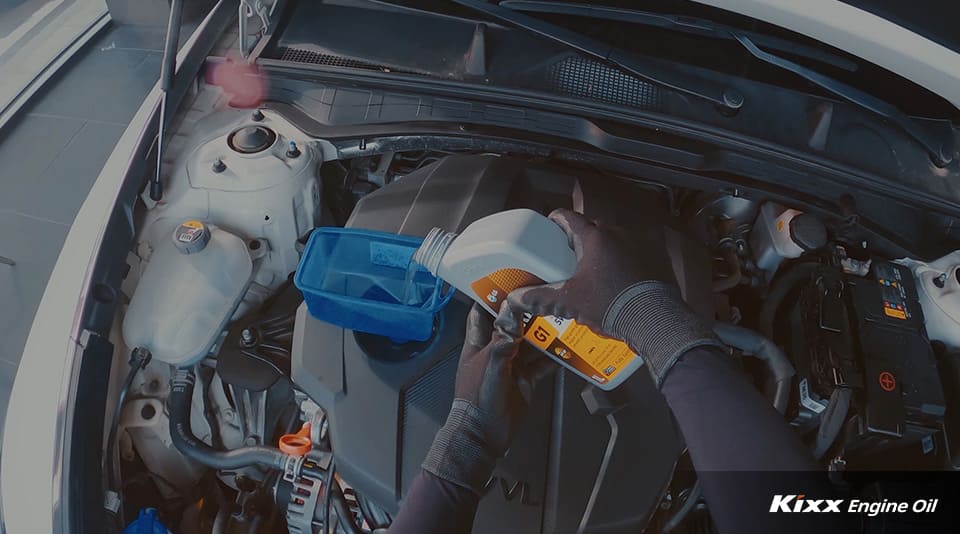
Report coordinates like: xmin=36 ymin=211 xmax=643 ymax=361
xmin=875 ymin=263 xmax=910 ymax=320
xmin=471 ymin=269 xmax=639 ymax=384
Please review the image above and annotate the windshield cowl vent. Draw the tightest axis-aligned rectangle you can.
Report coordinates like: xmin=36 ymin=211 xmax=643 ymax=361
xmin=548 ymin=56 xmax=662 ymax=110
xmin=277 ymin=47 xmax=418 ymax=75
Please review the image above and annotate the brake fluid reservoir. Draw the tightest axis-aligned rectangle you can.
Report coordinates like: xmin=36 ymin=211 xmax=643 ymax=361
xmin=412 ymin=208 xmax=643 ymax=390
xmin=900 ymin=251 xmax=960 ymax=350
xmin=123 ymin=221 xmax=253 ymax=366
xmin=750 ymin=202 xmax=826 ymax=277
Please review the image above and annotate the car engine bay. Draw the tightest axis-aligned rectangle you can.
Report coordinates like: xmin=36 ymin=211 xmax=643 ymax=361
xmin=103 ymin=90 xmax=960 ymax=534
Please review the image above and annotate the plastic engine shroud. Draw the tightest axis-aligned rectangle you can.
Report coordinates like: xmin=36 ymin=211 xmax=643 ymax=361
xmin=291 ymin=155 xmax=688 ymax=532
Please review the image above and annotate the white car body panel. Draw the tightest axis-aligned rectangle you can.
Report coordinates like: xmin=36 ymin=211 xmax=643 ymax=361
xmin=693 ymin=0 xmax=960 ymax=110
xmin=1 ymin=87 xmax=161 ymax=533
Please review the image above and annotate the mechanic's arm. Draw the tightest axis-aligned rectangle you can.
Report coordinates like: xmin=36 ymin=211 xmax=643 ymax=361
xmin=602 ymin=279 xmax=817 ymax=472
xmin=658 ymin=344 xmax=844 ymax=533
xmin=496 ymin=209 xmax=835 ymax=534
xmin=387 ymin=470 xmax=479 ymax=533
xmin=388 ymin=346 xmax=819 ymax=534
xmin=389 ymin=304 xmax=550 ymax=534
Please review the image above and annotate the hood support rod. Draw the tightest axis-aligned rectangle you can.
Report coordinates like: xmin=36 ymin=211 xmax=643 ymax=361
xmin=151 ymin=0 xmax=185 ymax=201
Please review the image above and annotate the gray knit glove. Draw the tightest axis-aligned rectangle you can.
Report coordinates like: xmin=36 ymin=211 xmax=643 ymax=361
xmin=495 ymin=208 xmax=720 ymax=387
xmin=423 ymin=304 xmax=554 ymax=493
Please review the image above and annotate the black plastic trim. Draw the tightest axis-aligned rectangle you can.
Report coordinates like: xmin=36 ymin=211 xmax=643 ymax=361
xmin=257 ymin=60 xmax=960 ymax=221
xmin=68 ymin=334 xmax=113 ymax=534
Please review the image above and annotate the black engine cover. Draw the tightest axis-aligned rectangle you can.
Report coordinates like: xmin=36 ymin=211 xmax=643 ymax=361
xmin=292 ymin=156 xmax=684 ymax=532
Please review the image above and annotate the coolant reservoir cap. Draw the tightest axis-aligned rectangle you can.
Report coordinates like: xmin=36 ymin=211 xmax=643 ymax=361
xmin=173 ymin=220 xmax=210 ymax=254
xmin=228 ymin=125 xmax=276 ymax=154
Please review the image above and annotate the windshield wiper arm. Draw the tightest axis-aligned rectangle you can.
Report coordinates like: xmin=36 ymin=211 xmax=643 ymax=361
xmin=480 ymin=0 xmax=954 ymax=166
xmin=451 ymin=0 xmax=744 ymax=112
xmin=501 ymin=0 xmax=859 ymax=72
xmin=732 ymin=34 xmax=954 ymax=166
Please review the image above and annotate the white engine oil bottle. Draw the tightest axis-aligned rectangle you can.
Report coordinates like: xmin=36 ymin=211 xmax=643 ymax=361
xmin=412 ymin=208 xmax=643 ymax=390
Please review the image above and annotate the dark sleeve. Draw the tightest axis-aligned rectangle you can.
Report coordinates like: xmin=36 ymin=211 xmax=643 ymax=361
xmin=387 ymin=470 xmax=480 ymax=534
xmin=661 ymin=346 xmax=848 ymax=534
xmin=661 ymin=346 xmax=816 ymax=471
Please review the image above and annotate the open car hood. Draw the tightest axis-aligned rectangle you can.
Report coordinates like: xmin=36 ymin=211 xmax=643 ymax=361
xmin=691 ymin=0 xmax=960 ymax=109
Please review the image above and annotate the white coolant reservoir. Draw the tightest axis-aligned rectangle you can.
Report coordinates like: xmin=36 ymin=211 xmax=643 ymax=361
xmin=900 ymin=251 xmax=960 ymax=350
xmin=140 ymin=109 xmax=321 ymax=312
xmin=123 ymin=221 xmax=253 ymax=366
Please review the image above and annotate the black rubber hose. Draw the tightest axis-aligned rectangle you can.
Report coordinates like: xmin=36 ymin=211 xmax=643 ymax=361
xmin=357 ymin=493 xmax=392 ymax=529
xmin=662 ymin=481 xmax=702 ymax=533
xmin=713 ymin=322 xmax=795 ymax=415
xmin=246 ymin=515 xmax=264 ymax=534
xmin=106 ymin=349 xmax=152 ymax=491
xmin=758 ymin=262 xmax=820 ymax=338
xmin=105 ymin=347 xmax=152 ymax=529
xmin=199 ymin=368 xmax=223 ymax=449
xmin=813 ymin=387 xmax=853 ymax=460
xmin=331 ymin=485 xmax=364 ymax=534
xmin=169 ymin=369 xmax=291 ymax=471
xmin=323 ymin=459 xmax=337 ymax=531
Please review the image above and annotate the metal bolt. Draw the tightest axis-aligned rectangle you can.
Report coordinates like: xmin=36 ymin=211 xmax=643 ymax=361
xmin=241 ymin=328 xmax=255 ymax=346
xmin=212 ymin=158 xmax=226 ymax=173
xmin=286 ymin=141 xmax=301 ymax=158
xmin=252 ymin=109 xmax=264 ymax=122
xmin=934 ymin=272 xmax=948 ymax=288
xmin=933 ymin=143 xmax=954 ymax=168
xmin=719 ymin=88 xmax=744 ymax=116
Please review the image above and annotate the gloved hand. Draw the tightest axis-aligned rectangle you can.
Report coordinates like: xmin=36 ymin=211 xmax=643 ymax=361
xmin=496 ymin=208 xmax=721 ymax=387
xmin=422 ymin=303 xmax=554 ymax=494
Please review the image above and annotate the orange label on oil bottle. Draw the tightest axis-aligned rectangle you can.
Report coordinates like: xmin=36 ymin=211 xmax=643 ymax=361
xmin=470 ymin=268 xmax=544 ymax=313
xmin=470 ymin=269 xmax=639 ymax=385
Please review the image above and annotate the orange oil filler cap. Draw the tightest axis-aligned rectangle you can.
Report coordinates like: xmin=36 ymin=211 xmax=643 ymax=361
xmin=279 ymin=423 xmax=312 ymax=455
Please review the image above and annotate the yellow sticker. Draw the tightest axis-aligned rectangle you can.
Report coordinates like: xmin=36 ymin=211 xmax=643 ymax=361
xmin=526 ymin=316 xmax=559 ymax=350
xmin=470 ymin=268 xmax=545 ymax=313
xmin=522 ymin=315 xmax=637 ymax=384
xmin=472 ymin=269 xmax=640 ymax=385
xmin=884 ymin=307 xmax=907 ymax=320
